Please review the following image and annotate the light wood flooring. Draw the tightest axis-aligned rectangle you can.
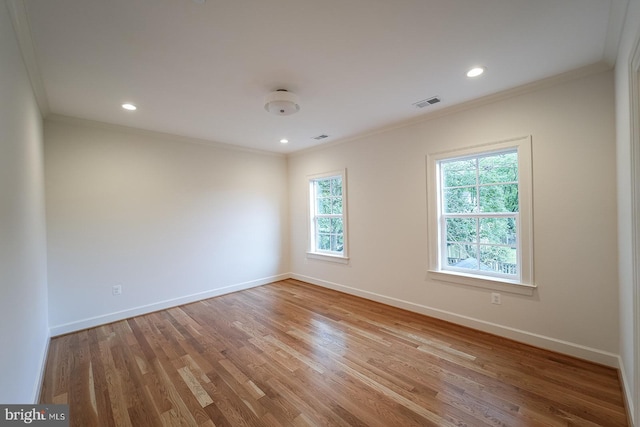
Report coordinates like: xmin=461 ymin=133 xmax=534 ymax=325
xmin=40 ymin=279 xmax=629 ymax=426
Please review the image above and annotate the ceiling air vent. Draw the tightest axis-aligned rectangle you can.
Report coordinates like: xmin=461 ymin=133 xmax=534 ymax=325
xmin=413 ymin=96 xmax=441 ymax=108
xmin=312 ymin=134 xmax=329 ymax=140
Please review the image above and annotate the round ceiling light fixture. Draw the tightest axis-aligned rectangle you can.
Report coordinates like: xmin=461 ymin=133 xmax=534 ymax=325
xmin=121 ymin=103 xmax=137 ymax=111
xmin=264 ymin=89 xmax=300 ymax=116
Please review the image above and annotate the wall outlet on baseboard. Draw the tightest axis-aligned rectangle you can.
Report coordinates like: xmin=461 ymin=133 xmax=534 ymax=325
xmin=112 ymin=285 xmax=122 ymax=296
xmin=491 ymin=292 xmax=501 ymax=305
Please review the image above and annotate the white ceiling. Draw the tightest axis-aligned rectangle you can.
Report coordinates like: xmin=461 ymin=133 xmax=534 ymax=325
xmin=19 ymin=0 xmax=626 ymax=154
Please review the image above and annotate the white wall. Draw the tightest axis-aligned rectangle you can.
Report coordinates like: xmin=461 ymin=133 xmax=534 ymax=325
xmin=289 ymin=70 xmax=619 ymax=366
xmin=615 ymin=0 xmax=640 ymax=423
xmin=44 ymin=118 xmax=289 ymax=334
xmin=0 ymin=2 xmax=49 ymax=403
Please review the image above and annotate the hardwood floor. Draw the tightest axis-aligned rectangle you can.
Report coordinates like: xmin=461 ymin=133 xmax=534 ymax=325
xmin=40 ymin=279 xmax=628 ymax=426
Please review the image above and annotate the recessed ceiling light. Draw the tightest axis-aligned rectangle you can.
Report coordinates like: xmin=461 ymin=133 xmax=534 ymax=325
xmin=280 ymin=139 xmax=289 ymax=144
xmin=466 ymin=67 xmax=485 ymax=78
xmin=121 ymin=103 xmax=137 ymax=111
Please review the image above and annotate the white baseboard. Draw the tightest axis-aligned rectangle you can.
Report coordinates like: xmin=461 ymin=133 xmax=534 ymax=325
xmin=33 ymin=328 xmax=51 ymax=403
xmin=48 ymin=271 xmax=621 ymax=366
xmin=49 ymin=274 xmax=289 ymax=336
xmin=618 ymin=357 xmax=636 ymax=426
xmin=290 ymin=273 xmax=620 ymax=367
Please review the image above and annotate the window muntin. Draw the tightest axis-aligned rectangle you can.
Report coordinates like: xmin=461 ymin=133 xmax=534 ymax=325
xmin=308 ymin=172 xmax=347 ymax=259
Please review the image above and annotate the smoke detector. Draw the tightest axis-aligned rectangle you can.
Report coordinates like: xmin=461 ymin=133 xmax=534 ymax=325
xmin=264 ymin=89 xmax=300 ymax=116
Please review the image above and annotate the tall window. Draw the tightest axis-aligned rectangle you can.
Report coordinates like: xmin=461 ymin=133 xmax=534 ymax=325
xmin=308 ymin=171 xmax=348 ymax=261
xmin=427 ymin=136 xmax=534 ymax=293
xmin=440 ymin=150 xmax=518 ymax=278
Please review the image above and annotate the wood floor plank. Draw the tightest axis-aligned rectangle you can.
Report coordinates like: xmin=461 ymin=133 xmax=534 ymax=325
xmin=150 ymin=358 xmax=200 ymax=427
xmin=40 ymin=279 xmax=629 ymax=426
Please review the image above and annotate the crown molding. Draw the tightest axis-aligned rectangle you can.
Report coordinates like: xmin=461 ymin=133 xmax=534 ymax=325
xmin=6 ymin=0 xmax=50 ymax=116
xmin=604 ymin=0 xmax=630 ymax=66
xmin=45 ymin=114 xmax=286 ymax=158
xmin=289 ymin=61 xmax=612 ymax=158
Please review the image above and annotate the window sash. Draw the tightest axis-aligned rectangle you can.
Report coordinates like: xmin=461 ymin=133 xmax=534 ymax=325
xmin=440 ymin=212 xmax=519 ymax=279
xmin=313 ymin=213 xmax=343 ymax=254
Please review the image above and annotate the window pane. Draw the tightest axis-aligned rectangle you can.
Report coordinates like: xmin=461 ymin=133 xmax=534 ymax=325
xmin=479 ymin=184 xmax=518 ymax=213
xmin=317 ymin=180 xmax=331 ymax=197
xmin=442 ymin=159 xmax=477 ymax=188
xmin=331 ymin=178 xmax=342 ymax=196
xmin=318 ymin=234 xmax=331 ymax=251
xmin=317 ymin=217 xmax=331 ymax=233
xmin=331 ymin=218 xmax=343 ymax=233
xmin=446 ymin=243 xmax=478 ymax=270
xmin=332 ymin=197 xmax=343 ymax=214
xmin=479 ymin=217 xmax=516 ymax=245
xmin=446 ymin=218 xmax=477 ymax=244
xmin=444 ymin=188 xmax=477 ymax=213
xmin=480 ymin=245 xmax=517 ymax=275
xmin=318 ymin=198 xmax=331 ymax=214
xmin=479 ymin=152 xmax=518 ymax=184
xmin=331 ymin=235 xmax=343 ymax=252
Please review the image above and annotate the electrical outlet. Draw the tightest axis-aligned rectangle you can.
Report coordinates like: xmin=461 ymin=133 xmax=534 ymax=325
xmin=491 ymin=292 xmax=501 ymax=305
xmin=112 ymin=285 xmax=122 ymax=296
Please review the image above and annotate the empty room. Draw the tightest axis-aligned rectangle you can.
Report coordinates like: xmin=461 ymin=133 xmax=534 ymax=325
xmin=2 ymin=0 xmax=640 ymax=425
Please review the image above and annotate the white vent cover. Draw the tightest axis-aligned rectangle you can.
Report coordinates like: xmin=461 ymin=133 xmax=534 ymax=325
xmin=413 ymin=96 xmax=441 ymax=108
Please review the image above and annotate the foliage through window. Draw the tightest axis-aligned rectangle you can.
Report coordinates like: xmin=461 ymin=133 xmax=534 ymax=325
xmin=309 ymin=172 xmax=347 ymax=259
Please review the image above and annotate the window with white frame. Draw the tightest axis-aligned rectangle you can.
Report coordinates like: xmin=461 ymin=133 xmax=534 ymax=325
xmin=427 ymin=136 xmax=534 ymax=294
xmin=308 ymin=171 xmax=348 ymax=261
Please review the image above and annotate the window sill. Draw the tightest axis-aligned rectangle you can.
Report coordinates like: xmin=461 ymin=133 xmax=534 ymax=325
xmin=306 ymin=252 xmax=350 ymax=264
xmin=427 ymin=270 xmax=536 ymax=296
